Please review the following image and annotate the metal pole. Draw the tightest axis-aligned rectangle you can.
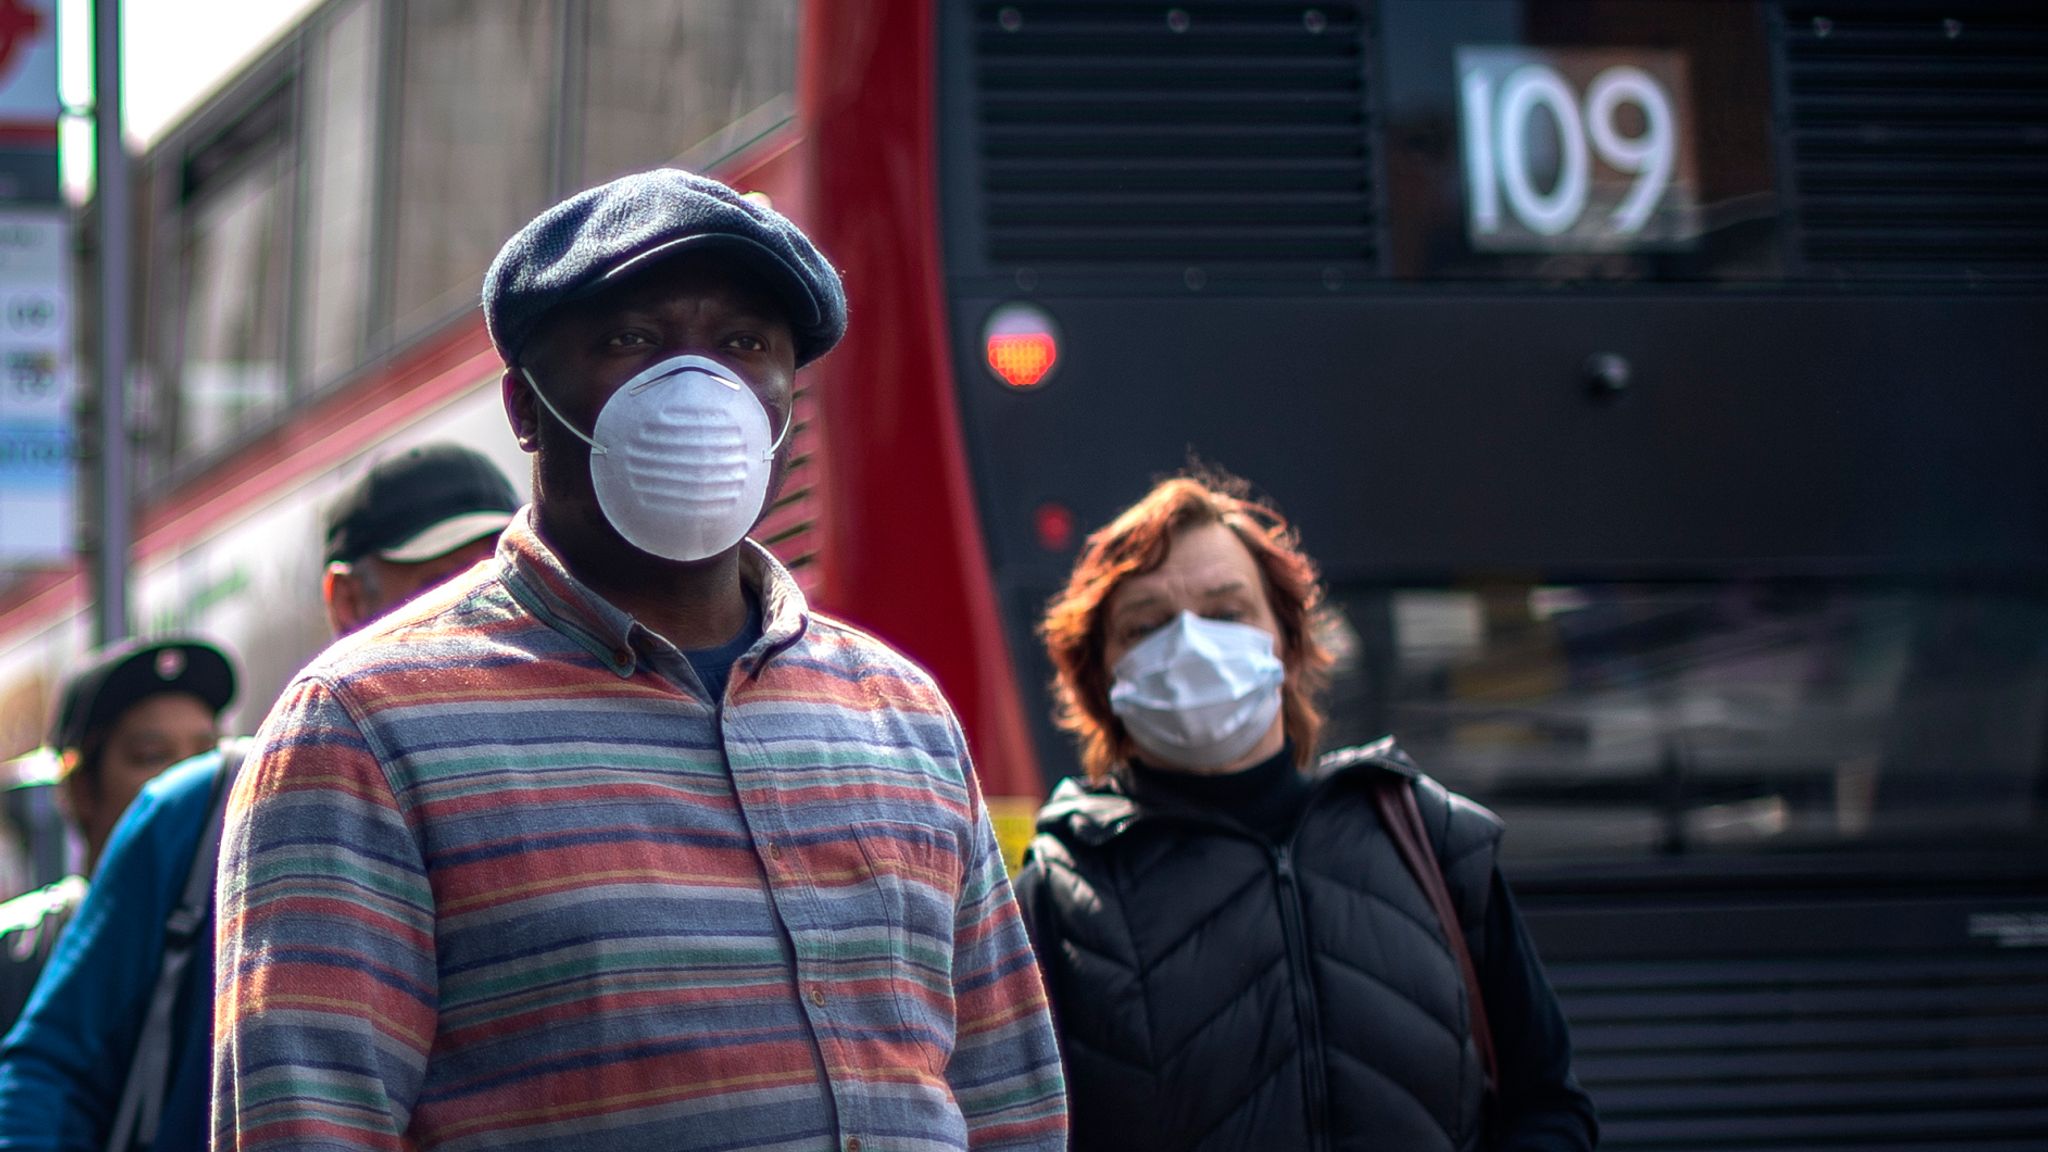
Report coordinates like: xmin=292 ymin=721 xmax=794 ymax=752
xmin=92 ymin=0 xmax=130 ymax=645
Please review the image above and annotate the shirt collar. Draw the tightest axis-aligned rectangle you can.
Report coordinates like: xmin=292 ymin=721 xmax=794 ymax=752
xmin=496 ymin=506 xmax=810 ymax=677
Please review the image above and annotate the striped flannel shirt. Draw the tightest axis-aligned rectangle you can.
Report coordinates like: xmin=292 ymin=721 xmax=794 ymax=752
xmin=212 ymin=510 xmax=1068 ymax=1151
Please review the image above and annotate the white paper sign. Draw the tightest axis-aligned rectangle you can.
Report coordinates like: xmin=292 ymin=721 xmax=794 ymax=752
xmin=0 ymin=207 xmax=71 ymax=563
xmin=0 ymin=0 xmax=58 ymax=125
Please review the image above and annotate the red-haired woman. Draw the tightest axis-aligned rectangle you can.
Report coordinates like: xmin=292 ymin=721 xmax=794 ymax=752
xmin=1014 ymin=471 xmax=1596 ymax=1152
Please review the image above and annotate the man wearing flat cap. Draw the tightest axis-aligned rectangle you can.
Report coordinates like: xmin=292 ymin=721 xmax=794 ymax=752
xmin=215 ymin=170 xmax=1067 ymax=1152
xmin=0 ymin=445 xmax=516 ymax=1152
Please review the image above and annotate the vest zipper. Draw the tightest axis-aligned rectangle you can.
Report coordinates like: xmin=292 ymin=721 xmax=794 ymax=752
xmin=1273 ymin=845 xmax=1332 ymax=1152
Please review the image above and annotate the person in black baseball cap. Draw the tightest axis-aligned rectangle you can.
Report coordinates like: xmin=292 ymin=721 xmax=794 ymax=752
xmin=50 ymin=637 xmax=235 ymax=874
xmin=0 ymin=443 xmax=522 ymax=1152
xmin=321 ymin=443 xmax=520 ymax=635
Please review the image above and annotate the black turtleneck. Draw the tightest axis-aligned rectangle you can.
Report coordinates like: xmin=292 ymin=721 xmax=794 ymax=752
xmin=1126 ymin=744 xmax=1310 ymax=843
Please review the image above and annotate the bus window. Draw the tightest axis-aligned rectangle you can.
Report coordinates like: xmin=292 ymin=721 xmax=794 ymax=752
xmin=1322 ymin=583 xmax=2048 ymax=865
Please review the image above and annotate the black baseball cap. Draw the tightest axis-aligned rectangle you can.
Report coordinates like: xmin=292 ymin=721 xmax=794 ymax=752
xmin=49 ymin=637 xmax=236 ymax=754
xmin=324 ymin=444 xmax=520 ymax=566
xmin=481 ymin=168 xmax=848 ymax=368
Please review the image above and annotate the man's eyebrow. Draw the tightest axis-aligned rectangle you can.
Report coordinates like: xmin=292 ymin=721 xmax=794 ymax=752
xmin=1202 ymin=579 xmax=1254 ymax=598
xmin=724 ymin=298 xmax=793 ymax=329
xmin=577 ymin=298 xmax=655 ymax=328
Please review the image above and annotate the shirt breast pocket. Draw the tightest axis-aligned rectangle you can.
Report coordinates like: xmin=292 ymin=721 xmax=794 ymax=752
xmin=854 ymin=820 xmax=962 ymax=1075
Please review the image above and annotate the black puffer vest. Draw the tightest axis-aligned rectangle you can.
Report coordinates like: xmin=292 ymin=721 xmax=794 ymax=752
xmin=1015 ymin=741 xmax=1503 ymax=1152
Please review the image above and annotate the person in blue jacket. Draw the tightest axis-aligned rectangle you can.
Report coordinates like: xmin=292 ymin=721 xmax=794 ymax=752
xmin=0 ymin=637 xmax=236 ymax=1031
xmin=0 ymin=443 xmax=518 ymax=1152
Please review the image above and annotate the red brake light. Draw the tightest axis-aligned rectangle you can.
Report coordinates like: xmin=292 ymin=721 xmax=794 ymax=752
xmin=988 ymin=333 xmax=1056 ymax=389
xmin=1034 ymin=502 xmax=1075 ymax=552
xmin=982 ymin=303 xmax=1061 ymax=390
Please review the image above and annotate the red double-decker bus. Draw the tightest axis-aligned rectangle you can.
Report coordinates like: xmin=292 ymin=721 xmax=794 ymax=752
xmin=0 ymin=2 xmax=2039 ymax=1145
xmin=798 ymin=2 xmax=2048 ymax=1147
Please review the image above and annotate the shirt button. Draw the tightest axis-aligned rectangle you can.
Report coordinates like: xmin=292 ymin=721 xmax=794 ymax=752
xmin=846 ymin=1139 xmax=862 ymax=1152
xmin=612 ymin=648 xmax=633 ymax=666
xmin=809 ymin=986 xmax=827 ymax=1008
xmin=767 ymin=842 xmax=783 ymax=862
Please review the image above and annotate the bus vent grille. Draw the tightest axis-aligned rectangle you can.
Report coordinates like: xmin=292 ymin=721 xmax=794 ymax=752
xmin=754 ymin=388 xmax=821 ymax=594
xmin=970 ymin=1 xmax=1379 ymax=267
xmin=1553 ymin=950 xmax=2048 ymax=1150
xmin=1779 ymin=2 xmax=2048 ymax=276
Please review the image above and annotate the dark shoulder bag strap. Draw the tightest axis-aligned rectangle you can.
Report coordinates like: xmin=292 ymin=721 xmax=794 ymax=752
xmin=1372 ymin=771 xmax=1500 ymax=1096
xmin=105 ymin=738 xmax=248 ymax=1152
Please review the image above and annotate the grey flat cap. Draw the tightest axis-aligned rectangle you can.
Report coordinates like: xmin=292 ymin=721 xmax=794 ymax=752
xmin=482 ymin=168 xmax=847 ymax=367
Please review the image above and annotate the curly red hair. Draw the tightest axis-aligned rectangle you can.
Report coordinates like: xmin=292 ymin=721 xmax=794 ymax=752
xmin=1040 ymin=470 xmax=1333 ymax=782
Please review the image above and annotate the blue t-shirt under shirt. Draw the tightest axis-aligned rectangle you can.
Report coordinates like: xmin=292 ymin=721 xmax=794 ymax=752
xmin=682 ymin=594 xmax=762 ymax=704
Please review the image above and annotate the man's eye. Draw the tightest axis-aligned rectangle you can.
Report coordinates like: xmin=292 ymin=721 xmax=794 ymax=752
xmin=605 ymin=331 xmax=652 ymax=348
xmin=727 ymin=333 xmax=767 ymax=352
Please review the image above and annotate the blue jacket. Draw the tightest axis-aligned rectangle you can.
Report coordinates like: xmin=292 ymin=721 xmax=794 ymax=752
xmin=0 ymin=751 xmax=222 ymax=1152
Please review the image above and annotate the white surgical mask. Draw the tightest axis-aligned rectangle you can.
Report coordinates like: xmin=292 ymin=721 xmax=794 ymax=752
xmin=1109 ymin=611 xmax=1286 ymax=773
xmin=524 ymin=354 xmax=789 ymax=562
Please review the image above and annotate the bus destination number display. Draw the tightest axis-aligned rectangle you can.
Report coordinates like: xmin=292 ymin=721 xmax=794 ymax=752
xmin=1456 ymin=47 xmax=1702 ymax=253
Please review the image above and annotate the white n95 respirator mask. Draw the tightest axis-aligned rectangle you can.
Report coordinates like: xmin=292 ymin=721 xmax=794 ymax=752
xmin=523 ymin=354 xmax=789 ymax=562
xmin=1109 ymin=611 xmax=1286 ymax=773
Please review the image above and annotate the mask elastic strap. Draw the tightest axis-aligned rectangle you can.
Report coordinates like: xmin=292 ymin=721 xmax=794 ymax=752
xmin=653 ymin=358 xmax=794 ymax=463
xmin=520 ymin=368 xmax=608 ymax=456
xmin=522 ymin=361 xmax=791 ymax=462
xmin=670 ymin=358 xmax=793 ymax=462
xmin=762 ymin=396 xmax=793 ymax=463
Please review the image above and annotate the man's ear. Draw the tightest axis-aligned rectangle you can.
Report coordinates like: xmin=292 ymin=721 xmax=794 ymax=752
xmin=324 ymin=564 xmax=366 ymax=636
xmin=502 ymin=367 xmax=540 ymax=453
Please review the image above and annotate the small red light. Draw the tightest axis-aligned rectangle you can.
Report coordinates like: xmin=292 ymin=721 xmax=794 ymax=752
xmin=982 ymin=302 xmax=1062 ymax=390
xmin=1034 ymin=503 xmax=1075 ymax=552
xmin=988 ymin=332 xmax=1057 ymax=389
